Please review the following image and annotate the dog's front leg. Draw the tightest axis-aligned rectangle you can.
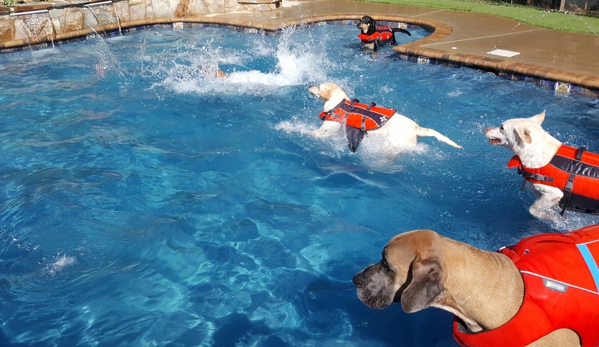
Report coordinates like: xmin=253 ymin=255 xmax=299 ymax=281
xmin=363 ymin=42 xmax=376 ymax=51
xmin=312 ymin=121 xmax=342 ymax=138
xmin=528 ymin=183 xmax=564 ymax=220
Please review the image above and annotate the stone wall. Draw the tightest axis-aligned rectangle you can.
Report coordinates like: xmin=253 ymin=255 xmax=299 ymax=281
xmin=0 ymin=0 xmax=281 ymax=49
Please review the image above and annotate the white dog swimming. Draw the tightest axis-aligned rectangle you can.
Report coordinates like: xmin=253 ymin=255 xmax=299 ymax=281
xmin=308 ymin=83 xmax=463 ymax=159
xmin=485 ymin=110 xmax=599 ymax=220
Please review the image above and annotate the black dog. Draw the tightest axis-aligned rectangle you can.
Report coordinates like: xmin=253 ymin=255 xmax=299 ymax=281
xmin=357 ymin=15 xmax=411 ymax=51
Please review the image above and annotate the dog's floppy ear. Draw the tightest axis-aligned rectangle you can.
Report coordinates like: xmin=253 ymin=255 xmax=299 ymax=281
xmin=401 ymin=256 xmax=444 ymax=313
xmin=318 ymin=86 xmax=333 ymax=101
xmin=367 ymin=17 xmax=376 ymax=35
xmin=529 ymin=110 xmax=546 ymax=125
xmin=514 ymin=125 xmax=533 ymax=144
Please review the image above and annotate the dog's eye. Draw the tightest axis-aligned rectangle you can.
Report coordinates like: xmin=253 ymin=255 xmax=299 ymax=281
xmin=381 ymin=258 xmax=394 ymax=272
xmin=500 ymin=125 xmax=504 ymax=131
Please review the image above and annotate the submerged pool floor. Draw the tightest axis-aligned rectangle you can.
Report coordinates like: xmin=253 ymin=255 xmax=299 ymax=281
xmin=1 ymin=24 xmax=599 ymax=346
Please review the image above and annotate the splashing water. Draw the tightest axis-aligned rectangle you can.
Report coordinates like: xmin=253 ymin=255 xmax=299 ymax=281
xmin=2 ymin=23 xmax=599 ymax=347
xmin=145 ymin=25 xmax=332 ymax=95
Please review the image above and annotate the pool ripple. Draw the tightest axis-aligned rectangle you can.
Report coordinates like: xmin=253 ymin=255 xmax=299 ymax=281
xmin=2 ymin=24 xmax=599 ymax=347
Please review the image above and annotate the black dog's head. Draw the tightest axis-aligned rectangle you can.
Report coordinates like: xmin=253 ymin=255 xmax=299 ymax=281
xmin=357 ymin=15 xmax=376 ymax=35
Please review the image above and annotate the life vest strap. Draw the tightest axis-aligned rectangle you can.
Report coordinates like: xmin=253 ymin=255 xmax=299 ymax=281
xmin=517 ymin=168 xmax=554 ymax=183
xmin=560 ymin=173 xmax=576 ymax=216
xmin=576 ymin=147 xmax=586 ymax=161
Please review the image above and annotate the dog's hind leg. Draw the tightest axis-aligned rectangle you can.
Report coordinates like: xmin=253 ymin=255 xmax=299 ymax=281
xmin=416 ymin=127 xmax=463 ymax=149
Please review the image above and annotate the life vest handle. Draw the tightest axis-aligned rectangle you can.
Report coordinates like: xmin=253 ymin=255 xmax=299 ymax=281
xmin=576 ymin=146 xmax=586 ymax=161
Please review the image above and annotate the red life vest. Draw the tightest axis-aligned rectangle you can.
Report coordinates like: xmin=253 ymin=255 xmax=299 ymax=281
xmin=358 ymin=26 xmax=394 ymax=43
xmin=453 ymin=224 xmax=599 ymax=347
xmin=318 ymin=99 xmax=395 ymax=132
xmin=507 ymin=145 xmax=599 ymax=214
xmin=318 ymin=99 xmax=396 ymax=152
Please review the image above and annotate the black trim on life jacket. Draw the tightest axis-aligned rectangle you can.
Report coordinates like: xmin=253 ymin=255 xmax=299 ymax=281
xmin=320 ymin=99 xmax=396 ymax=152
xmin=517 ymin=169 xmax=554 ymax=183
xmin=551 ymin=148 xmax=599 ymax=179
xmin=346 ymin=126 xmax=365 ymax=153
xmin=560 ymin=191 xmax=599 ymax=214
xmin=550 ymin=146 xmax=599 ymax=214
xmin=512 ymin=145 xmax=599 ymax=215
xmin=336 ymin=100 xmax=391 ymax=129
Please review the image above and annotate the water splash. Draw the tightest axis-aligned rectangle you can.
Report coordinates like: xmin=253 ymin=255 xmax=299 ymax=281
xmin=88 ymin=27 xmax=124 ymax=81
xmin=44 ymin=254 xmax=76 ymax=276
xmin=226 ymin=26 xmax=329 ymax=86
xmin=149 ymin=26 xmax=332 ymax=95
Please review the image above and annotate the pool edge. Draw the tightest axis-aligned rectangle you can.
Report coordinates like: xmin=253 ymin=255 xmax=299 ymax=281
xmin=1 ymin=13 xmax=597 ymax=99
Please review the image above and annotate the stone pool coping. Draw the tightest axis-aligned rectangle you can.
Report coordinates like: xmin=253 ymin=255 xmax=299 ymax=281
xmin=1 ymin=6 xmax=598 ymax=98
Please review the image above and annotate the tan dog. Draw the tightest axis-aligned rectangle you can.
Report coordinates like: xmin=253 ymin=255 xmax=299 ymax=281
xmin=201 ymin=66 xmax=227 ymax=78
xmin=485 ymin=111 xmax=599 ymax=220
xmin=309 ymin=83 xmax=462 ymax=159
xmin=353 ymin=229 xmax=581 ymax=347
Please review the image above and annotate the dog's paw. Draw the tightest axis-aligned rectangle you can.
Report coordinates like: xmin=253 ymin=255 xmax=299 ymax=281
xmin=311 ymin=129 xmax=328 ymax=138
xmin=529 ymin=207 xmax=560 ymax=221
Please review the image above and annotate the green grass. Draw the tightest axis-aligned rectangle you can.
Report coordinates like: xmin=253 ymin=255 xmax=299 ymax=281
xmin=357 ymin=0 xmax=599 ymax=34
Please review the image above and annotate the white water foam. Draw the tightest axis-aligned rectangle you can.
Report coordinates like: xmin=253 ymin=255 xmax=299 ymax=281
xmin=226 ymin=29 xmax=327 ymax=87
xmin=274 ymin=119 xmax=319 ymax=136
xmin=152 ymin=26 xmax=331 ymax=95
xmin=44 ymin=253 xmax=76 ymax=276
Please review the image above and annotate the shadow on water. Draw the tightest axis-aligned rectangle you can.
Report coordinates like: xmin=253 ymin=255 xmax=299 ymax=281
xmin=297 ymin=265 xmax=460 ymax=347
xmin=210 ymin=313 xmax=288 ymax=347
xmin=179 ymin=274 xmax=458 ymax=346
xmin=0 ymin=329 xmax=10 ymax=346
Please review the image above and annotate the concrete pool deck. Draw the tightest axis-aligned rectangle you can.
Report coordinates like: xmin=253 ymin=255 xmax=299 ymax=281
xmin=205 ymin=0 xmax=599 ymax=97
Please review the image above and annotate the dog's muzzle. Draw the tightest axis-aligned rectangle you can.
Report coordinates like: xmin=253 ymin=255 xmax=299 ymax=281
xmin=308 ymin=85 xmax=319 ymax=97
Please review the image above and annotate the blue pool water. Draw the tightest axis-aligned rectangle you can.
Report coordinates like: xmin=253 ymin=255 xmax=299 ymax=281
xmin=1 ymin=23 xmax=599 ymax=346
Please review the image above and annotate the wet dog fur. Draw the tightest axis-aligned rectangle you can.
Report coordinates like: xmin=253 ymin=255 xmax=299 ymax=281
xmin=308 ymin=82 xmax=462 ymax=159
xmin=484 ymin=111 xmax=582 ymax=220
xmin=353 ymin=229 xmax=581 ymax=347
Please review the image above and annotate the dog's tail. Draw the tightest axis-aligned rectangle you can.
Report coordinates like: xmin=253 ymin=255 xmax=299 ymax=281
xmin=416 ymin=127 xmax=463 ymax=149
xmin=392 ymin=28 xmax=411 ymax=37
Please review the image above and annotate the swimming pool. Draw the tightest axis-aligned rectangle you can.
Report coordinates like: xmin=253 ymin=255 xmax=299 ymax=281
xmin=1 ymin=23 xmax=599 ymax=346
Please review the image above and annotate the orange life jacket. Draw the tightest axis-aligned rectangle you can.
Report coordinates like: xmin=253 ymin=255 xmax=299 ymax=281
xmin=453 ymin=224 xmax=599 ymax=347
xmin=318 ymin=99 xmax=395 ymax=131
xmin=319 ymin=99 xmax=396 ymax=152
xmin=507 ymin=145 xmax=599 ymax=214
xmin=357 ymin=26 xmax=394 ymax=43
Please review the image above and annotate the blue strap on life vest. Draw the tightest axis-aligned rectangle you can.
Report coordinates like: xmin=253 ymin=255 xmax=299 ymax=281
xmin=576 ymin=242 xmax=599 ymax=291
